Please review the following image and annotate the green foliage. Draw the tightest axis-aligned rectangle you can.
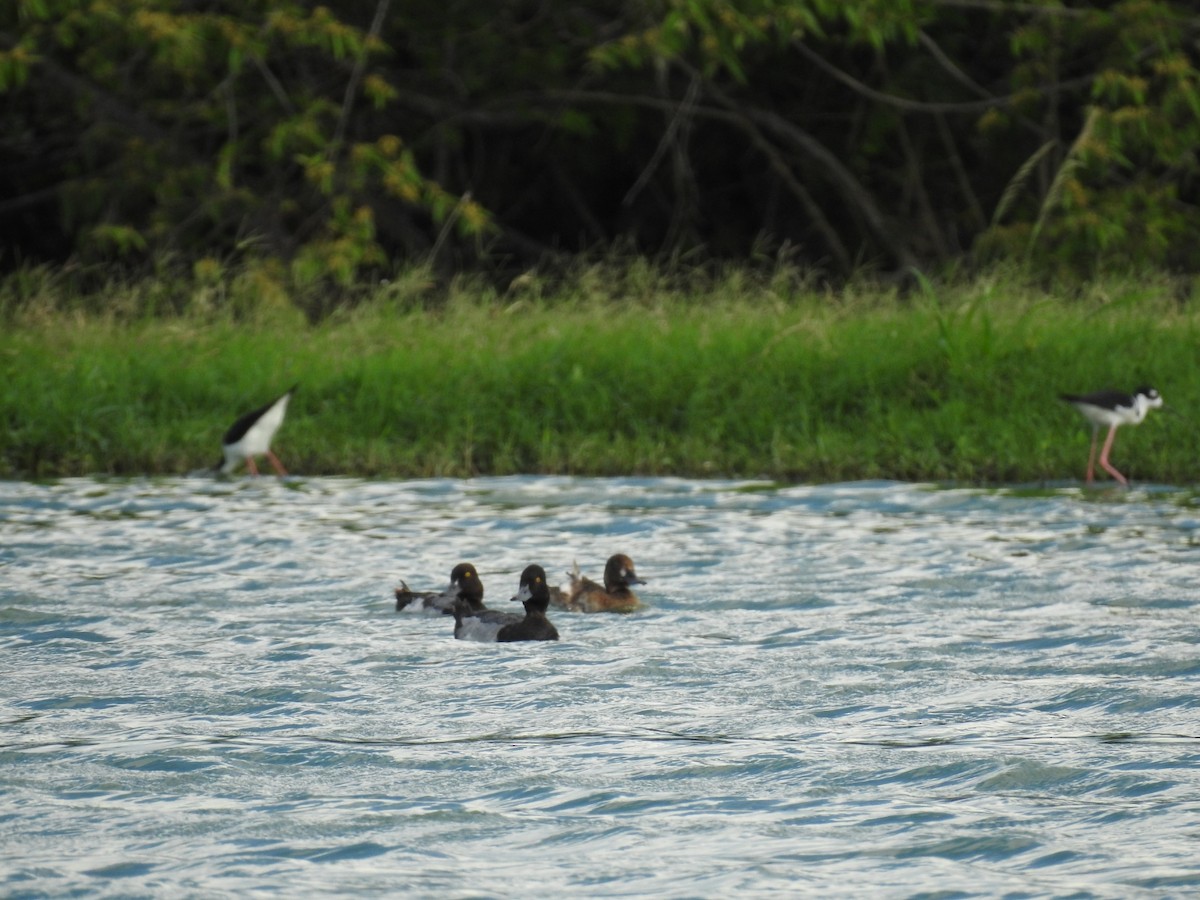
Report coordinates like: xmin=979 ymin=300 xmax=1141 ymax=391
xmin=1 ymin=265 xmax=1196 ymax=483
xmin=591 ymin=0 xmax=929 ymax=79
xmin=982 ymin=1 xmax=1200 ymax=272
xmin=0 ymin=0 xmax=485 ymax=283
xmin=1 ymin=1 xmax=1198 ymax=281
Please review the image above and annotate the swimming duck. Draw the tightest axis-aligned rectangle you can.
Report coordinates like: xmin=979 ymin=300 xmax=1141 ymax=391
xmin=396 ymin=562 xmax=482 ymax=615
xmin=454 ymin=564 xmax=559 ymax=642
xmin=550 ymin=553 xmax=645 ymax=613
xmin=218 ymin=385 xmax=296 ymax=476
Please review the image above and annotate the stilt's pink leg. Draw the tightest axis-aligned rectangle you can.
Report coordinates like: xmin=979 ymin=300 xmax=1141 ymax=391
xmin=266 ymin=450 xmax=288 ymax=476
xmin=1085 ymin=429 xmax=1099 ymax=483
xmin=1097 ymin=424 xmax=1127 ymax=486
xmin=246 ymin=456 xmax=260 ymax=476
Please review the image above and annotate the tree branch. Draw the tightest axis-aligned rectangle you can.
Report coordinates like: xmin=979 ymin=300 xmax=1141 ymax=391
xmin=915 ymin=30 xmax=992 ymax=101
xmin=686 ymin=79 xmax=851 ymax=271
xmin=790 ymin=38 xmax=1093 ymax=115
xmin=623 ymin=72 xmax=700 ymax=208
xmin=512 ymin=85 xmax=916 ymax=270
xmin=731 ymin=102 xmax=919 ymax=271
xmin=916 ymin=29 xmax=1047 ymax=138
xmin=933 ymin=112 xmax=987 ymax=233
xmin=332 ymin=0 xmax=391 ymax=148
xmin=252 ymin=55 xmax=295 ymax=115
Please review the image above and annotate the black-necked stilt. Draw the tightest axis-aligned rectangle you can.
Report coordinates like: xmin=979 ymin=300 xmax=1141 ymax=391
xmin=1060 ymin=386 xmax=1162 ymax=486
xmin=218 ymin=385 xmax=296 ymax=476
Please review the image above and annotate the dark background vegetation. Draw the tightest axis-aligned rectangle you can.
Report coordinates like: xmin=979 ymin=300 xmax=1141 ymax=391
xmin=2 ymin=0 xmax=1198 ymax=289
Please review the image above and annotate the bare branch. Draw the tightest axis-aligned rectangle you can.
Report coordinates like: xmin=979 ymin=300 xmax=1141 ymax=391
xmin=916 ymin=29 xmax=1047 ymax=138
xmin=429 ymin=190 xmax=470 ymax=266
xmin=333 ymin=0 xmax=391 ymax=149
xmin=252 ymin=56 xmax=295 ymax=114
xmin=623 ymin=73 xmax=700 ymax=208
xmin=732 ymin=102 xmax=920 ymax=271
xmin=487 ymin=85 xmax=918 ymax=269
xmin=675 ymin=71 xmax=850 ymax=269
xmin=933 ymin=113 xmax=987 ymax=233
xmin=915 ymin=30 xmax=993 ymax=101
xmin=790 ymin=38 xmax=1093 ymax=115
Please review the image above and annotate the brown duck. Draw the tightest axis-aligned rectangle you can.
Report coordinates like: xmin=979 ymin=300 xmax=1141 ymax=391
xmin=550 ymin=553 xmax=646 ymax=613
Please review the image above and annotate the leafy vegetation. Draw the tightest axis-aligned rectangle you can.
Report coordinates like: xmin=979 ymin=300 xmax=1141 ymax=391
xmin=2 ymin=264 xmax=1196 ymax=483
xmin=2 ymin=1 xmax=1198 ymax=284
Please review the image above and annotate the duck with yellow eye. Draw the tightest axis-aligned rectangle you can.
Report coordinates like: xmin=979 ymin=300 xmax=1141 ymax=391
xmin=395 ymin=562 xmax=481 ymax=615
xmin=454 ymin=564 xmax=559 ymax=642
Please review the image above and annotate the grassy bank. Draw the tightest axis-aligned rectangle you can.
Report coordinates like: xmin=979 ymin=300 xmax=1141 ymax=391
xmin=2 ymin=264 xmax=1197 ymax=483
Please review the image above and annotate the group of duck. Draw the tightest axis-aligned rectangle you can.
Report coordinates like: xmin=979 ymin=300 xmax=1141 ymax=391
xmin=210 ymin=384 xmax=648 ymax=643
xmin=211 ymin=382 xmax=1166 ymax=645
xmin=394 ymin=554 xmax=646 ymax=642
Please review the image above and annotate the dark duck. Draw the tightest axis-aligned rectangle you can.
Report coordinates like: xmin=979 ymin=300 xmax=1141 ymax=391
xmin=396 ymin=562 xmax=482 ymax=615
xmin=454 ymin=564 xmax=559 ymax=642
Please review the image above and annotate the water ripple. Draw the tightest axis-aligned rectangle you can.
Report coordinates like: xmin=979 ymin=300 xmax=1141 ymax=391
xmin=2 ymin=476 xmax=1199 ymax=896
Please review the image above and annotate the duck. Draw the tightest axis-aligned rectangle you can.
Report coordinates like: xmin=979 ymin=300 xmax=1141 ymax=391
xmin=218 ymin=385 xmax=296 ymax=476
xmin=454 ymin=564 xmax=559 ymax=642
xmin=550 ymin=553 xmax=645 ymax=613
xmin=1060 ymin=386 xmax=1163 ymax=486
xmin=395 ymin=562 xmax=482 ymax=615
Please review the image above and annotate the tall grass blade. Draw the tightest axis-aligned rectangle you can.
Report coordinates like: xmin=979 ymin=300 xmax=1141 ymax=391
xmin=990 ymin=140 xmax=1057 ymax=228
xmin=1027 ymin=107 xmax=1099 ymax=258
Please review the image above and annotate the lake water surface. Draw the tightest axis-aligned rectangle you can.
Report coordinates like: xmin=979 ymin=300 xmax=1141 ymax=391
xmin=2 ymin=476 xmax=1199 ymax=897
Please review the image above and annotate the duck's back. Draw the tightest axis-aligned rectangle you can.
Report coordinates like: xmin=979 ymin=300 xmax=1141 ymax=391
xmin=556 ymin=567 xmax=605 ymax=610
xmin=577 ymin=587 xmax=641 ymax=613
xmin=395 ymin=583 xmax=457 ymax=614
xmin=453 ymin=605 xmax=522 ymax=642
xmin=497 ymin=616 xmax=559 ymax=642
xmin=566 ymin=576 xmax=641 ymax=613
xmin=553 ymin=558 xmax=643 ymax=613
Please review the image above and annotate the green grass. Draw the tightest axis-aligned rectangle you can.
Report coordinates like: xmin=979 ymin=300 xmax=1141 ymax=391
xmin=2 ymin=262 xmax=1198 ymax=483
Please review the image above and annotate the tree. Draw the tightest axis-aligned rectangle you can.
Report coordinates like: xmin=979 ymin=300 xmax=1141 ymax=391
xmin=0 ymin=0 xmax=488 ymax=284
xmin=2 ymin=0 xmax=1197 ymax=285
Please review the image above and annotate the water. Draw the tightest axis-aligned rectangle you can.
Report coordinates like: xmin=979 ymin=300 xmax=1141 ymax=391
xmin=2 ymin=476 xmax=1199 ymax=897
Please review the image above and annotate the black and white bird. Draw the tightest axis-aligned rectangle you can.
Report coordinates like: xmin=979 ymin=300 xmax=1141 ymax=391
xmin=217 ymin=385 xmax=296 ymax=476
xmin=396 ymin=562 xmax=482 ymax=615
xmin=452 ymin=564 xmax=559 ymax=643
xmin=1060 ymin=386 xmax=1162 ymax=486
